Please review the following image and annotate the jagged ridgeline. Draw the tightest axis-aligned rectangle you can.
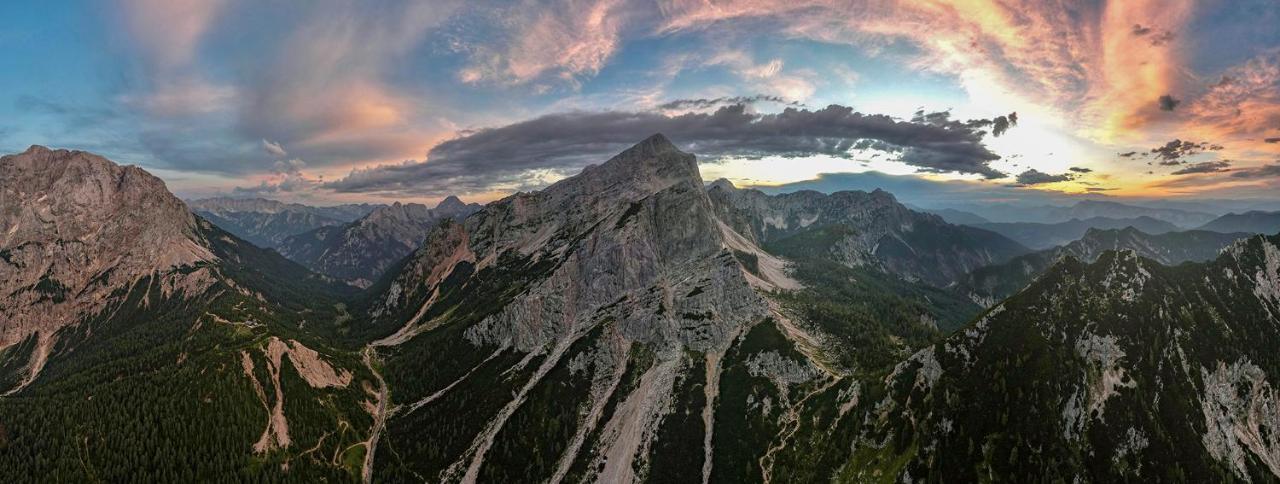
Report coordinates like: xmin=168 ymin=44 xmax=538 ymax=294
xmin=3 ymin=138 xmax=1280 ymax=483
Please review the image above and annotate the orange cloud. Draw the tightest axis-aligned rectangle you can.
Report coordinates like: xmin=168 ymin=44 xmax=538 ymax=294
xmin=460 ymin=0 xmax=629 ymax=85
xmin=656 ymin=0 xmax=1194 ymax=144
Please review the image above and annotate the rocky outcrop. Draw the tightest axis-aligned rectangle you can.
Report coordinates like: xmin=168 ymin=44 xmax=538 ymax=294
xmin=0 ymin=146 xmax=215 ymax=393
xmin=707 ymin=179 xmax=1028 ymax=286
xmin=277 ymin=197 xmax=481 ymax=287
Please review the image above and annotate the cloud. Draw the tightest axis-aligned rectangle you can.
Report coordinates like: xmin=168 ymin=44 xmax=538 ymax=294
xmin=262 ymin=139 xmax=287 ymax=158
xmin=1132 ymin=24 xmax=1175 ymax=46
xmin=1158 ymin=94 xmax=1180 ymax=111
xmin=656 ymin=0 xmax=1195 ymax=139
xmin=233 ymin=158 xmax=320 ymax=195
xmin=701 ymin=49 xmax=820 ymax=101
xmin=1185 ymin=51 xmax=1280 ymax=144
xmin=1069 ymin=167 xmax=1093 ymax=173
xmin=1171 ymin=160 xmax=1231 ymax=175
xmin=1146 ymin=139 xmax=1223 ymax=164
xmin=1014 ymin=169 xmax=1075 ymax=186
xmin=324 ymin=103 xmax=1019 ymax=196
xmin=120 ymin=0 xmax=228 ymax=72
xmin=656 ymin=95 xmax=802 ymax=111
xmin=454 ymin=0 xmax=629 ymax=85
xmin=237 ymin=1 xmax=461 ymax=166
xmin=1230 ymin=163 xmax=1280 ymax=179
xmin=1266 ymin=137 xmax=1280 ymax=143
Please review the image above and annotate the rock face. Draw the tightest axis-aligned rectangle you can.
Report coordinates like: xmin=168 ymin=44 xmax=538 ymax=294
xmin=0 ymin=146 xmax=215 ymax=393
xmin=0 ymin=146 xmax=373 ymax=480
xmin=866 ymin=236 xmax=1280 ymax=482
xmin=362 ymin=134 xmax=799 ymax=481
xmin=957 ymin=227 xmax=1250 ymax=305
xmin=707 ymin=179 xmax=1028 ymax=286
xmin=189 ymin=197 xmax=379 ymax=248
xmin=277 ymin=197 xmax=481 ymax=287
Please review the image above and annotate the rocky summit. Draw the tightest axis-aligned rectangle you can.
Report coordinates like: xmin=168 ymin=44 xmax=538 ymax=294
xmin=2 ymin=138 xmax=1279 ymax=483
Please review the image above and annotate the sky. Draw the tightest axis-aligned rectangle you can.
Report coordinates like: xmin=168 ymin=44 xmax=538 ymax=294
xmin=2 ymin=0 xmax=1279 ymax=207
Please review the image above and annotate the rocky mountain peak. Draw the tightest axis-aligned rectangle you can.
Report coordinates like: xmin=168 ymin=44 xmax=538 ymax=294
xmin=564 ymin=133 xmax=700 ymax=200
xmin=436 ymin=195 xmax=466 ymax=211
xmin=372 ymin=134 xmax=774 ymax=354
xmin=708 ymin=178 xmax=737 ymax=192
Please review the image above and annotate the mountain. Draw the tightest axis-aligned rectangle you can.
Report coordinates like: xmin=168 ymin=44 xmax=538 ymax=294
xmin=956 ymin=227 xmax=1250 ymax=305
xmin=188 ymin=197 xmax=381 ymax=248
xmin=959 ymin=200 xmax=1218 ymax=228
xmin=346 ymin=134 xmax=990 ymax=482
xmin=974 ymin=216 xmax=1180 ymax=249
xmin=353 ymin=134 xmax=783 ymax=481
xmin=707 ymin=180 xmax=1029 ymax=286
xmin=859 ymin=235 xmax=1280 ymax=481
xmin=0 ymin=146 xmax=376 ymax=480
xmin=277 ymin=197 xmax=481 ymax=288
xmin=1044 ymin=200 xmax=1216 ymax=228
xmin=918 ymin=207 xmax=991 ymax=225
xmin=1198 ymin=210 xmax=1280 ymax=235
xmin=8 ymin=139 xmax=1278 ymax=483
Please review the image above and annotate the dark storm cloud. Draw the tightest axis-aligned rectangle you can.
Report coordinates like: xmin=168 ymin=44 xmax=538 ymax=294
xmin=1171 ymin=160 xmax=1231 ymax=175
xmin=1068 ymin=166 xmax=1092 ymax=173
xmin=1158 ymin=94 xmax=1180 ymax=111
xmin=657 ymin=95 xmax=802 ymax=111
xmin=1013 ymin=169 xmax=1075 ymax=186
xmin=325 ymin=104 xmax=1018 ymax=196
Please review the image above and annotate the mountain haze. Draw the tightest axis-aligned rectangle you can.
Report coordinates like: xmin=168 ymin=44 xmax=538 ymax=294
xmin=189 ymin=197 xmax=380 ymax=248
xmin=277 ymin=197 xmax=481 ymax=288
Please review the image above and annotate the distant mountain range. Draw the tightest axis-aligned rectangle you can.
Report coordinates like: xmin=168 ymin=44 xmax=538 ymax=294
xmin=188 ymin=197 xmax=381 ymax=248
xmin=1197 ymin=210 xmax=1280 ymax=235
xmin=277 ymin=198 xmax=481 ymax=287
xmin=955 ymin=227 xmax=1250 ymax=305
xmin=4 ymin=140 xmax=1280 ymax=482
xmin=914 ymin=207 xmax=991 ymax=225
xmin=973 ymin=216 xmax=1180 ymax=249
xmin=955 ymin=199 xmax=1218 ymax=228
xmin=708 ymin=181 xmax=1029 ymax=286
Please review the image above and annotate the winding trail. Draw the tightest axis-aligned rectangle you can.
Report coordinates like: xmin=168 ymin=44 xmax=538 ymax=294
xmin=361 ymin=347 xmax=389 ymax=484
